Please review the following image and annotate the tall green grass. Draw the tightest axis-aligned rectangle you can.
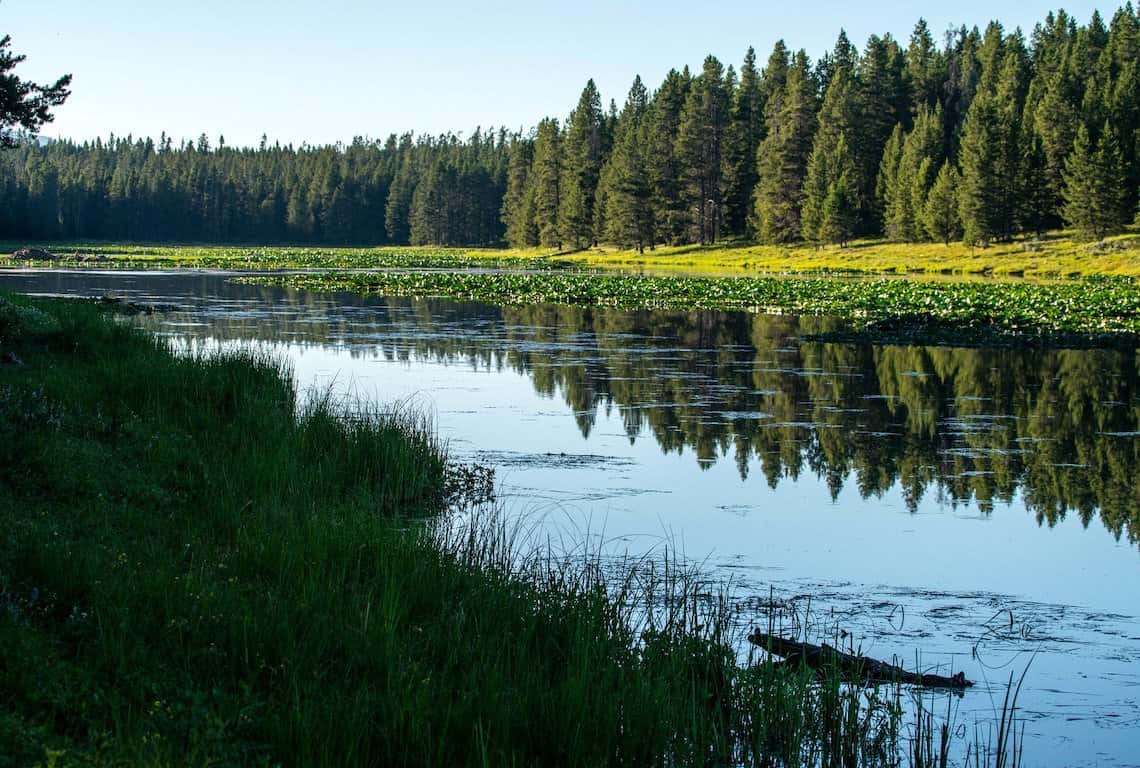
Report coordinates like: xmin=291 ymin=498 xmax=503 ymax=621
xmin=0 ymin=294 xmax=1020 ymax=766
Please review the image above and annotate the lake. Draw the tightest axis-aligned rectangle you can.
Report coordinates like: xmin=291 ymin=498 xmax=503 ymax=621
xmin=2 ymin=268 xmax=1137 ymax=767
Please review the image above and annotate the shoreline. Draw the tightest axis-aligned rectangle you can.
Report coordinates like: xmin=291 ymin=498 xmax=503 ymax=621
xmin=3 ymin=229 xmax=1140 ymax=279
xmin=1 ymin=292 xmax=1022 ymax=766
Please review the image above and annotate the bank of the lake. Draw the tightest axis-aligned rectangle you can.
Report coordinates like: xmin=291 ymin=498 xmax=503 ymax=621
xmin=4 ymin=228 xmax=1140 ymax=278
xmin=1 ymin=293 xmax=981 ymax=767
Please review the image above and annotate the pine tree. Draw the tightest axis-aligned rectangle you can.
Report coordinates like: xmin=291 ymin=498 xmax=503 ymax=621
xmin=676 ymin=56 xmax=729 ymax=244
xmin=884 ymin=104 xmax=944 ymax=241
xmin=875 ymin=124 xmax=904 ymax=223
xmin=600 ymin=77 xmax=654 ymax=251
xmin=409 ymin=159 xmax=444 ymax=245
xmin=993 ymin=40 xmax=1031 ymax=239
xmin=855 ymin=34 xmax=911 ymax=231
xmin=753 ymin=50 xmax=817 ymax=243
xmin=1031 ymin=50 xmax=1082 ymax=221
xmin=1018 ymin=121 xmax=1052 ymax=236
xmin=1062 ymin=121 xmax=1129 ymax=239
xmin=559 ymin=80 xmax=605 ymax=249
xmin=760 ymin=41 xmax=791 ymax=113
xmin=1099 ymin=4 xmax=1140 ymax=213
xmin=944 ymin=26 xmax=983 ymax=146
xmin=802 ymin=66 xmax=858 ymax=242
xmin=501 ymin=136 xmax=537 ymax=247
xmin=531 ymin=118 xmax=562 ymax=249
xmin=0 ymin=34 xmax=71 ymax=147
xmin=958 ymin=95 xmax=1003 ymax=245
xmin=384 ymin=138 xmax=415 ymax=244
xmin=721 ymin=47 xmax=765 ymax=237
xmin=958 ymin=38 xmax=1027 ymax=246
xmin=645 ymin=68 xmax=692 ymax=245
xmin=803 ymin=134 xmax=859 ymax=245
xmin=815 ymin=31 xmax=858 ymax=101
xmin=818 ymin=138 xmax=859 ymax=246
xmin=906 ymin=19 xmax=944 ymax=113
xmin=922 ymin=161 xmax=962 ymax=244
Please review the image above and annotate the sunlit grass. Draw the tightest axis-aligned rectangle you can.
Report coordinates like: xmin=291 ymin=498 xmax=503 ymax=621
xmin=6 ymin=227 xmax=1140 ymax=278
xmin=4 ymin=228 xmax=1140 ymax=277
xmin=556 ymin=228 xmax=1140 ymax=278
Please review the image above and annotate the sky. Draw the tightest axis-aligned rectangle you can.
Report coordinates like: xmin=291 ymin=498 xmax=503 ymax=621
xmin=3 ymin=0 xmax=1111 ymax=148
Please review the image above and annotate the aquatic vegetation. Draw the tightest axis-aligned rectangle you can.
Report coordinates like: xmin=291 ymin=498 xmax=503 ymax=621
xmin=245 ymin=270 xmax=1140 ymax=347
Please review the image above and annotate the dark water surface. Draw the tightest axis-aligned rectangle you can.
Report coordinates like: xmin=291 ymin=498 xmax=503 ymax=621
xmin=3 ymin=269 xmax=1138 ymax=766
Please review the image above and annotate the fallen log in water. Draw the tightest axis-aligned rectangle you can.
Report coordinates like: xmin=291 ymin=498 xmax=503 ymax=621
xmin=748 ymin=631 xmax=973 ymax=689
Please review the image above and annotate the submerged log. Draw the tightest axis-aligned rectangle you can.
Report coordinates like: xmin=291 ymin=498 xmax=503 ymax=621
xmin=748 ymin=630 xmax=973 ymax=689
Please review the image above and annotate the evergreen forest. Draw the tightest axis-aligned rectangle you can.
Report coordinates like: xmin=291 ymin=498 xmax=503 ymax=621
xmin=2 ymin=5 xmax=1139 ymax=248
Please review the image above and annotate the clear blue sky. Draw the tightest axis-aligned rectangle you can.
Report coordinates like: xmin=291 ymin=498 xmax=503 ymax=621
xmin=4 ymin=0 xmax=1110 ymax=147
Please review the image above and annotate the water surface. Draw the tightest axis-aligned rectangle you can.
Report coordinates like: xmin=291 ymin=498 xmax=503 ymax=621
xmin=2 ymin=268 xmax=1137 ymax=767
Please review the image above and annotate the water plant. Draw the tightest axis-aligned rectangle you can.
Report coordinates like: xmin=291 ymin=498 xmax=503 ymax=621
xmin=244 ymin=270 xmax=1140 ymax=347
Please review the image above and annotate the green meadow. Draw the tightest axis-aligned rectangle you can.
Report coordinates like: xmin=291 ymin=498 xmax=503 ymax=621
xmin=5 ymin=228 xmax=1140 ymax=278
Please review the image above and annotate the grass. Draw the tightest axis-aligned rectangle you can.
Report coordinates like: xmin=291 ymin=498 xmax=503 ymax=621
xmin=241 ymin=270 xmax=1140 ymax=348
xmin=0 ymin=293 xmax=1027 ymax=766
xmin=4 ymin=227 xmax=1140 ymax=278
xmin=559 ymin=229 xmax=1140 ymax=279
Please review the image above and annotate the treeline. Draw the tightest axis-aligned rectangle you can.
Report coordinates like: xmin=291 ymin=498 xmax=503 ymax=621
xmin=2 ymin=5 xmax=1139 ymax=247
xmin=0 ymin=131 xmax=509 ymax=245
xmin=510 ymin=5 xmax=1140 ymax=250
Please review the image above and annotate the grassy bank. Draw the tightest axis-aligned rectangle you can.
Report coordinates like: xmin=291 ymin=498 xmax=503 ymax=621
xmin=559 ymin=229 xmax=1140 ymax=278
xmin=0 ymin=294 xmax=1002 ymax=766
xmin=4 ymin=228 xmax=1140 ymax=278
xmin=243 ymin=270 xmax=1140 ymax=348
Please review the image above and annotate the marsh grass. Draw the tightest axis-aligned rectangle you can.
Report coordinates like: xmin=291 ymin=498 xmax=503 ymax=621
xmin=0 ymin=294 xmax=1022 ymax=766
xmin=4 ymin=228 xmax=1140 ymax=277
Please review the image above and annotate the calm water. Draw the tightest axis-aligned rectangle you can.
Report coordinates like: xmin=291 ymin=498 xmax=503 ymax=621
xmin=3 ymin=269 xmax=1138 ymax=766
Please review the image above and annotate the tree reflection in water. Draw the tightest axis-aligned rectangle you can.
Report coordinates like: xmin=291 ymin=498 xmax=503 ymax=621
xmin=152 ymin=289 xmax=1140 ymax=546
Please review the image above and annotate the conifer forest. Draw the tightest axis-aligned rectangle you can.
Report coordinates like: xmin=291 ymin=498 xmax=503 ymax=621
xmin=3 ymin=5 xmax=1138 ymax=249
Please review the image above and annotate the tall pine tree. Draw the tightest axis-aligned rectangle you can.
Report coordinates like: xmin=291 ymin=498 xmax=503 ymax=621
xmin=753 ymin=50 xmax=817 ymax=243
xmin=645 ymin=68 xmax=692 ymax=245
xmin=600 ymin=76 xmax=654 ymax=251
xmin=922 ymin=161 xmax=962 ymax=244
xmin=1062 ymin=121 xmax=1129 ymax=239
xmin=559 ymin=81 xmax=605 ymax=249
xmin=501 ymin=136 xmax=537 ymax=247
xmin=883 ymin=104 xmax=944 ymax=241
xmin=676 ymin=56 xmax=730 ymax=244
xmin=721 ymin=47 xmax=765 ymax=237
xmin=802 ymin=66 xmax=858 ymax=243
xmin=531 ymin=118 xmax=563 ymax=249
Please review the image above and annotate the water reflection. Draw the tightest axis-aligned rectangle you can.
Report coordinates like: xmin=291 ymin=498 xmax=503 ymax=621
xmin=138 ymin=284 xmax=1140 ymax=547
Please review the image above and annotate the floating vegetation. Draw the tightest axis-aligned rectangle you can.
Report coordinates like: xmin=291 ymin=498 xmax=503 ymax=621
xmin=244 ymin=271 xmax=1140 ymax=347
